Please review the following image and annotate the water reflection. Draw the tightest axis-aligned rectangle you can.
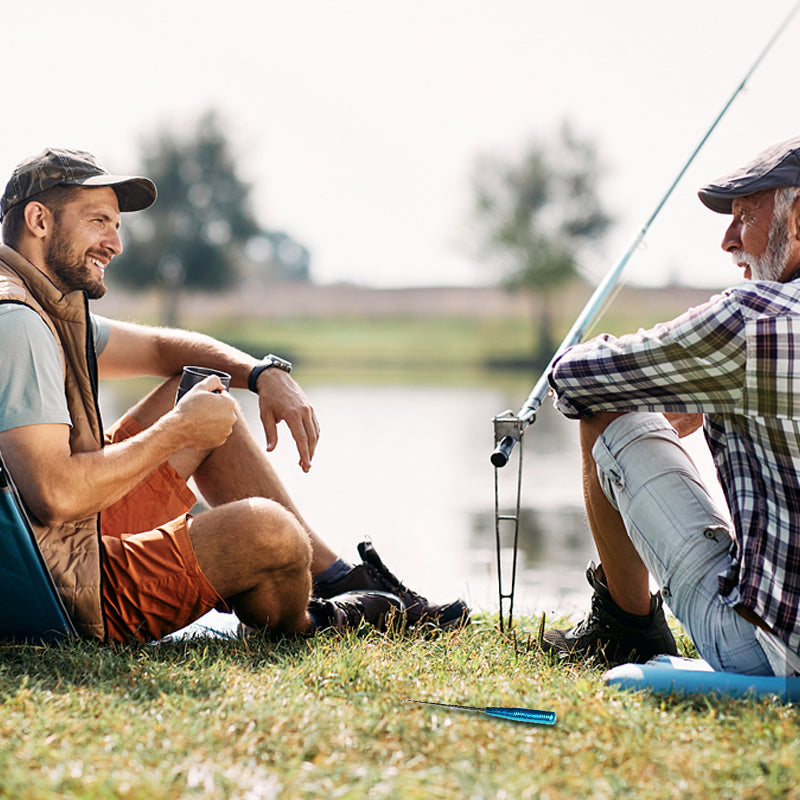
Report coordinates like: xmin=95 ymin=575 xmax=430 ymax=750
xmin=471 ymin=504 xmax=599 ymax=618
xmin=471 ymin=505 xmax=596 ymax=579
xmin=98 ymin=379 xmax=723 ymax=625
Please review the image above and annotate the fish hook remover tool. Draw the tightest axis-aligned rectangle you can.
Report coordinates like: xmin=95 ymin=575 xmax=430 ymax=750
xmin=404 ymin=699 xmax=557 ymax=726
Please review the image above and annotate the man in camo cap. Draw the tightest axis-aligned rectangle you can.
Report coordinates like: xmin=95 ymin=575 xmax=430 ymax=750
xmin=0 ymin=147 xmax=470 ymax=643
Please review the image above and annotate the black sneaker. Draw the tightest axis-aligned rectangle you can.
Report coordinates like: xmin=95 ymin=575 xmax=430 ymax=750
xmin=541 ymin=561 xmax=678 ymax=666
xmin=313 ymin=540 xmax=470 ymax=629
xmin=307 ymin=590 xmax=406 ymax=633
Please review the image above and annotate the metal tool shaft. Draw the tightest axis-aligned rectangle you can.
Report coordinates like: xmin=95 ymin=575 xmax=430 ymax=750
xmin=405 ymin=699 xmax=557 ymax=726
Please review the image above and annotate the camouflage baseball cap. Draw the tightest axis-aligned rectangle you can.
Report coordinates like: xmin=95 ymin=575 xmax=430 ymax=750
xmin=0 ymin=147 xmax=157 ymax=220
xmin=698 ymin=136 xmax=800 ymax=214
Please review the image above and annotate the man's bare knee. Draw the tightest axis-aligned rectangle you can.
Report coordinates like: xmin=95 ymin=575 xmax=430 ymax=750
xmin=190 ymin=498 xmax=312 ymax=633
xmin=247 ymin=497 xmax=312 ymax=572
xmin=189 ymin=498 xmax=310 ymax=597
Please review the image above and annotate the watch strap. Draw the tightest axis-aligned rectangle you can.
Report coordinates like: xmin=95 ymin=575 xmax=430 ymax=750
xmin=247 ymin=354 xmax=292 ymax=393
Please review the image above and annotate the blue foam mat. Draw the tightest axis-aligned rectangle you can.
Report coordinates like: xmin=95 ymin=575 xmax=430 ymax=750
xmin=603 ymin=655 xmax=800 ymax=701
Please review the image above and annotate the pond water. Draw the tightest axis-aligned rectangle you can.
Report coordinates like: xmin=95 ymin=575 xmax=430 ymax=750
xmin=99 ymin=379 xmax=725 ymax=630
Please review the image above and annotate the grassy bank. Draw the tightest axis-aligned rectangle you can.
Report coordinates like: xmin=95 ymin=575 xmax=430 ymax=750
xmin=99 ymin=281 xmax=721 ymax=385
xmin=204 ymin=315 xmax=533 ymax=384
xmin=179 ymin=286 xmax=716 ymax=385
xmin=0 ymin=616 xmax=797 ymax=799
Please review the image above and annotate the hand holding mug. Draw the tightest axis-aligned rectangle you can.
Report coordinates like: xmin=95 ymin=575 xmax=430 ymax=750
xmin=175 ymin=366 xmax=231 ymax=405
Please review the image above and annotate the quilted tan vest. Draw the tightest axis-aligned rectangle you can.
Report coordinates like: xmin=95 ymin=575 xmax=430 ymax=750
xmin=0 ymin=244 xmax=105 ymax=640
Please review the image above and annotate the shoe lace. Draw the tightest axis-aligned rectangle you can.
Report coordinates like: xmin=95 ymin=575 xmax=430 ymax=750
xmin=569 ymin=594 xmax=605 ymax=637
xmin=364 ymin=561 xmax=427 ymax=606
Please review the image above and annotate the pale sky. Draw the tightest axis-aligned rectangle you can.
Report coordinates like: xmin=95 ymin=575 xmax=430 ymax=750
xmin=3 ymin=0 xmax=799 ymax=290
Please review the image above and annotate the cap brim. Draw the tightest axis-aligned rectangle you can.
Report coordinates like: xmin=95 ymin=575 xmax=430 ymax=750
xmin=697 ymin=189 xmax=734 ymax=214
xmin=75 ymin=174 xmax=157 ymax=212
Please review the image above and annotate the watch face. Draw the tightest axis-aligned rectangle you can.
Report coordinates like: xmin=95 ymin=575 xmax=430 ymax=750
xmin=267 ymin=354 xmax=292 ymax=372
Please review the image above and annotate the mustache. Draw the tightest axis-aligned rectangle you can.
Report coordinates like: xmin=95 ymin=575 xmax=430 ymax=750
xmin=730 ymin=250 xmax=756 ymax=268
xmin=87 ymin=248 xmax=114 ymax=262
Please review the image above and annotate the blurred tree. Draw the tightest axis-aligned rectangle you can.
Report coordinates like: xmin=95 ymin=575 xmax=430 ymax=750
xmin=472 ymin=122 xmax=614 ymax=364
xmin=111 ymin=110 xmax=310 ymax=325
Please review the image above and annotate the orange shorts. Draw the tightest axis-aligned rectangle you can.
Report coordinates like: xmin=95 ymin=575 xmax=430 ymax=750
xmin=100 ymin=415 xmax=228 ymax=643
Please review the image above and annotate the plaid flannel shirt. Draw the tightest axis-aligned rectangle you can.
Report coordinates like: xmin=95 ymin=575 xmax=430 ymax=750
xmin=548 ymin=280 xmax=800 ymax=655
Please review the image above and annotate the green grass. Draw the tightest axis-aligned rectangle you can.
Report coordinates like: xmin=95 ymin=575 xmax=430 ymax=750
xmin=203 ymin=314 xmax=535 ymax=385
xmin=181 ymin=286 xmax=712 ymax=386
xmin=108 ymin=282 xmax=718 ymax=387
xmin=1 ymin=615 xmax=797 ymax=799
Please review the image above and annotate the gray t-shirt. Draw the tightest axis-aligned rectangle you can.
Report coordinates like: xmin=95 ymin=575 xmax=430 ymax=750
xmin=0 ymin=304 xmax=110 ymax=433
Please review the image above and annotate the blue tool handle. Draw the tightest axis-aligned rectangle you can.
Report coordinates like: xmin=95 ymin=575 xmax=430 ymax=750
xmin=484 ymin=707 xmax=557 ymax=725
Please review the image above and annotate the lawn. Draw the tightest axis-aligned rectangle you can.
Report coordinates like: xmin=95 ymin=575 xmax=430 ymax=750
xmin=0 ymin=615 xmax=797 ymax=799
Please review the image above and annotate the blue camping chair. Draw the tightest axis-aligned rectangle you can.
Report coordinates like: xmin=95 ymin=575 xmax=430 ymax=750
xmin=0 ymin=448 xmax=75 ymax=642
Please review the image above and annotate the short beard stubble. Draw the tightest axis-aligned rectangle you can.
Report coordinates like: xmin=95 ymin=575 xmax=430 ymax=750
xmin=43 ymin=218 xmax=107 ymax=300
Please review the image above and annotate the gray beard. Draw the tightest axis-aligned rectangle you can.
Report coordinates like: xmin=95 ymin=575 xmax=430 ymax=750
xmin=733 ymin=207 xmax=792 ymax=282
xmin=755 ymin=211 xmax=791 ymax=281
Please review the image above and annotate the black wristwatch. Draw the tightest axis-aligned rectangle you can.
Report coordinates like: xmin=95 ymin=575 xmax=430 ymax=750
xmin=247 ymin=354 xmax=293 ymax=393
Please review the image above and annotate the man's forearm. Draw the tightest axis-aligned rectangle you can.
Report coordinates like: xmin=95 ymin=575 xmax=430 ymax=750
xmin=151 ymin=328 xmax=259 ymax=389
xmin=99 ymin=318 xmax=318 ymax=472
xmin=7 ymin=413 xmax=188 ymax=527
xmin=68 ymin=415 xmax=190 ymax=519
xmin=2 ymin=386 xmax=238 ymax=527
xmin=99 ymin=320 xmax=260 ymax=387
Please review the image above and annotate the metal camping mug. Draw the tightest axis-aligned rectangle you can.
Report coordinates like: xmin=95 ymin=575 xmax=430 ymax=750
xmin=175 ymin=366 xmax=232 ymax=405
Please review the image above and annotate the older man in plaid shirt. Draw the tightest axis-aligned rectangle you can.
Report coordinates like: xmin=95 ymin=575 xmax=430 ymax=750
xmin=543 ymin=137 xmax=800 ymax=677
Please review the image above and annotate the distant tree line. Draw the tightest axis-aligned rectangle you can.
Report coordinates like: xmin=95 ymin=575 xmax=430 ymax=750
xmin=110 ymin=110 xmax=614 ymax=355
xmin=471 ymin=121 xmax=614 ymax=365
xmin=110 ymin=111 xmax=309 ymax=324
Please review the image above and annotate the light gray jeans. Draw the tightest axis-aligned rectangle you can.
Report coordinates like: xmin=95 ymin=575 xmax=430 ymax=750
xmin=591 ymin=412 xmax=780 ymax=676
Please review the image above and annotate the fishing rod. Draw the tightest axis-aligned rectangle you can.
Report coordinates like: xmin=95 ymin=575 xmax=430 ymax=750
xmin=491 ymin=0 xmax=800 ymax=469
xmin=490 ymin=0 xmax=800 ymax=630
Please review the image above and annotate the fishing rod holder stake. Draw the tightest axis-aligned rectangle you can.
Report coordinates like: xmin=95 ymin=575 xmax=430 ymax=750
xmin=492 ymin=409 xmax=524 ymax=446
xmin=492 ymin=410 xmax=527 ymax=631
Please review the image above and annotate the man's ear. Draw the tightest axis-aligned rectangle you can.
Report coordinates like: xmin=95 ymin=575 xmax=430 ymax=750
xmin=790 ymin=190 xmax=800 ymax=241
xmin=22 ymin=201 xmax=52 ymax=240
